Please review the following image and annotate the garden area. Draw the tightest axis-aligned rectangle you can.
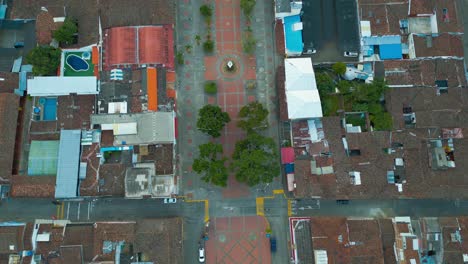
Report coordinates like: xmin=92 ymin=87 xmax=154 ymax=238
xmin=317 ymin=62 xmax=393 ymax=131
xmin=193 ymin=102 xmax=279 ymax=188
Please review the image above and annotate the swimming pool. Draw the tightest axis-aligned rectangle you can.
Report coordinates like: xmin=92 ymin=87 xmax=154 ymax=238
xmin=41 ymin=98 xmax=57 ymax=121
xmin=66 ymin=54 xmax=90 ymax=72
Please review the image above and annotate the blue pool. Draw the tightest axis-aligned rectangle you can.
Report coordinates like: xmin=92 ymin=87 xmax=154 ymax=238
xmin=66 ymin=54 xmax=89 ymax=71
xmin=284 ymin=15 xmax=304 ymax=55
xmin=42 ymin=98 xmax=57 ymax=121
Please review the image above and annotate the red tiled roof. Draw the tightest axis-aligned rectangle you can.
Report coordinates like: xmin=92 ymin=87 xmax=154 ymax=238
xmin=383 ymin=58 xmax=467 ymax=88
xmin=276 ymin=65 xmax=288 ymax=121
xmin=0 ymin=93 xmax=19 ymax=183
xmin=103 ymin=25 xmax=174 ymax=70
xmin=412 ymin=33 xmax=464 ymax=58
xmin=147 ymin=67 xmax=158 ymax=111
xmin=104 ymin=27 xmax=137 ymax=66
xmin=139 ymin=26 xmax=174 ymax=68
xmin=281 ymin=147 xmax=295 ymax=164
xmin=275 ymin=19 xmax=285 ymax=56
xmin=36 ymin=11 xmax=57 ymax=45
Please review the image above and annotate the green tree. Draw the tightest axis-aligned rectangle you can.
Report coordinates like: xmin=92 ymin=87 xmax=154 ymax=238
xmin=315 ymin=72 xmax=334 ymax=96
xmin=237 ymin=101 xmax=268 ymax=133
xmin=176 ymin=51 xmax=184 ymax=65
xmin=193 ymin=142 xmax=228 ymax=187
xmin=53 ymin=18 xmax=78 ymax=45
xmin=195 ymin=35 xmax=202 ymax=45
xmin=337 ymin=80 xmax=352 ymax=95
xmin=197 ymin=105 xmax=231 ymax=137
xmin=231 ymin=133 xmax=280 ymax=186
xmin=365 ymin=78 xmax=387 ymax=102
xmin=199 ymin=4 xmax=213 ymax=24
xmin=371 ymin=112 xmax=393 ymax=131
xmin=204 ymin=82 xmax=217 ymax=94
xmin=25 ymin=46 xmax=61 ymax=76
xmin=200 ymin=4 xmax=213 ymax=17
xmin=203 ymin=39 xmax=215 ymax=53
xmin=240 ymin=0 xmax=256 ymax=18
xmin=332 ymin=62 xmax=347 ymax=75
xmin=242 ymin=28 xmax=257 ymax=54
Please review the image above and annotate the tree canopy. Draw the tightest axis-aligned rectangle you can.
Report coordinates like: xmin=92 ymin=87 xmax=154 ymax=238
xmin=193 ymin=142 xmax=228 ymax=187
xmin=315 ymin=72 xmax=335 ymax=96
xmin=25 ymin=46 xmax=61 ymax=76
xmin=240 ymin=0 xmax=256 ymax=17
xmin=197 ymin=105 xmax=231 ymax=138
xmin=53 ymin=18 xmax=78 ymax=45
xmin=332 ymin=62 xmax=347 ymax=75
xmin=237 ymin=101 xmax=269 ymax=133
xmin=231 ymin=133 xmax=280 ymax=186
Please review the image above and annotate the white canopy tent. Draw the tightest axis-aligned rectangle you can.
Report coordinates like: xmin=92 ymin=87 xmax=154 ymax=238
xmin=284 ymin=58 xmax=322 ymax=119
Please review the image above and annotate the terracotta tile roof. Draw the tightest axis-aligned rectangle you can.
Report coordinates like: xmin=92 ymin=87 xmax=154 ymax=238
xmin=276 ymin=65 xmax=288 ymax=121
xmin=411 ymin=33 xmax=464 ymax=58
xmin=275 ymin=19 xmax=285 ymax=56
xmin=310 ymin=217 xmax=384 ymax=264
xmin=409 ymin=0 xmax=462 ymax=32
xmin=0 ymin=72 xmax=19 ymax=93
xmin=103 ymin=26 xmax=175 ymax=70
xmin=384 ymin=58 xmax=467 ymax=88
xmin=0 ymin=93 xmax=19 ymax=183
xmin=10 ymin=175 xmax=55 ymax=197
xmin=358 ymin=0 xmax=409 ymax=35
xmin=36 ymin=11 xmax=57 ymax=45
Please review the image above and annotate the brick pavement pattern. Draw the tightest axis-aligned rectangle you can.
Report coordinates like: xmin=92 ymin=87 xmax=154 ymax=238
xmin=206 ymin=216 xmax=271 ymax=264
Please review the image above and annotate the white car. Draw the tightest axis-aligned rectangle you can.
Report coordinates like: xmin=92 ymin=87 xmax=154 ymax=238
xmin=344 ymin=51 xmax=359 ymax=57
xmin=163 ymin=198 xmax=177 ymax=204
xmin=198 ymin=247 xmax=205 ymax=263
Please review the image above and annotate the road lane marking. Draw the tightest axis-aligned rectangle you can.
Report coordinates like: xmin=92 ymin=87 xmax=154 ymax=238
xmin=56 ymin=204 xmax=60 ymax=219
xmin=287 ymin=200 xmax=292 ymax=217
xmin=256 ymin=197 xmax=265 ymax=216
xmin=186 ymin=199 xmax=209 ymax=223
xmin=273 ymin=189 xmax=284 ymax=194
xmin=204 ymin=200 xmax=209 ymax=223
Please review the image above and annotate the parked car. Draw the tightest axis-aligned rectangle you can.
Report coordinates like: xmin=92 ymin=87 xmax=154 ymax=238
xmin=198 ymin=247 xmax=205 ymax=263
xmin=270 ymin=237 xmax=277 ymax=252
xmin=336 ymin=199 xmax=350 ymax=205
xmin=164 ymin=198 xmax=177 ymax=204
xmin=344 ymin=51 xmax=358 ymax=57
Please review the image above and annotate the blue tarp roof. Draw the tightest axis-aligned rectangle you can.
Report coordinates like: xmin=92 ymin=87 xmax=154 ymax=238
xmin=362 ymin=35 xmax=401 ymax=46
xmin=55 ymin=130 xmax=81 ymax=199
xmin=283 ymin=15 xmax=303 ymax=55
xmin=380 ymin=44 xmax=403 ymax=60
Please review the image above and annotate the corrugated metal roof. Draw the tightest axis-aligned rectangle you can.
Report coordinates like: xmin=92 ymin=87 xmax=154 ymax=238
xmin=27 ymin=140 xmax=59 ymax=176
xmin=27 ymin=76 xmax=98 ymax=96
xmin=55 ymin=130 xmax=81 ymax=199
xmin=380 ymin=44 xmax=403 ymax=60
xmin=362 ymin=35 xmax=401 ymax=46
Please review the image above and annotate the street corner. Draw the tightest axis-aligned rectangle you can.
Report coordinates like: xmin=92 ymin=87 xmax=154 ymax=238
xmin=205 ymin=215 xmax=271 ymax=264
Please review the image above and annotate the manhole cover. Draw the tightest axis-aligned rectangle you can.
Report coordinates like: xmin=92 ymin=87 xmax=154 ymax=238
xmin=218 ymin=234 xmax=226 ymax=243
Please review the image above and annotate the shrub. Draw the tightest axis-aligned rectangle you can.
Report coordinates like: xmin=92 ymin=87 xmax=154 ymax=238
xmin=53 ymin=18 xmax=78 ymax=45
xmin=332 ymin=62 xmax=347 ymax=75
xmin=176 ymin=51 xmax=184 ymax=65
xmin=203 ymin=40 xmax=215 ymax=53
xmin=204 ymin=82 xmax=217 ymax=94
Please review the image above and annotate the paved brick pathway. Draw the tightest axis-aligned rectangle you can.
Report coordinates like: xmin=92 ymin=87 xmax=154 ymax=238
xmin=203 ymin=0 xmax=258 ymax=198
xmin=206 ymin=216 xmax=271 ymax=264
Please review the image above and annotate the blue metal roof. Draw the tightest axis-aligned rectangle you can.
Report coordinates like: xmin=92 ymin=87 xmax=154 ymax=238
xmin=362 ymin=35 xmax=401 ymax=46
xmin=283 ymin=15 xmax=303 ymax=55
xmin=0 ymin=5 xmax=7 ymax=20
xmin=55 ymin=130 xmax=81 ymax=199
xmin=379 ymin=44 xmax=403 ymax=60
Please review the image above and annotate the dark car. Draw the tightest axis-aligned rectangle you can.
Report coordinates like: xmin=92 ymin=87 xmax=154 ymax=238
xmin=270 ymin=237 xmax=277 ymax=252
xmin=336 ymin=199 xmax=350 ymax=205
